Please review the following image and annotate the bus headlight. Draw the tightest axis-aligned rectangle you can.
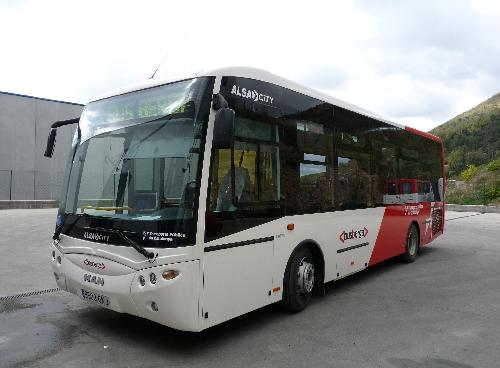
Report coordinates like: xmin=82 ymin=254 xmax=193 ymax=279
xmin=149 ymin=273 xmax=157 ymax=284
xmin=139 ymin=275 xmax=146 ymax=286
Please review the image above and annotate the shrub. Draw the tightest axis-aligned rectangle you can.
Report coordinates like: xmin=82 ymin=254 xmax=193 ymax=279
xmin=487 ymin=159 xmax=500 ymax=172
xmin=461 ymin=165 xmax=478 ymax=182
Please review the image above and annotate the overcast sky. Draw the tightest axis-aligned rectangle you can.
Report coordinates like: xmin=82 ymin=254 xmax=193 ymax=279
xmin=1 ymin=0 xmax=499 ymax=131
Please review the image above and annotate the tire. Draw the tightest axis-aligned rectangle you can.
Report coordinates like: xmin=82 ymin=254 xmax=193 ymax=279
xmin=401 ymin=224 xmax=419 ymax=263
xmin=282 ymin=247 xmax=315 ymax=312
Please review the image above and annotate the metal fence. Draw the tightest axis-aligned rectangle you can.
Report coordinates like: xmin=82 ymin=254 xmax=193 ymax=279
xmin=0 ymin=170 xmax=65 ymax=200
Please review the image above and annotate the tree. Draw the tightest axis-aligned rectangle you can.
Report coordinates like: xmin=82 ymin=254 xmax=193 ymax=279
xmin=447 ymin=149 xmax=466 ymax=177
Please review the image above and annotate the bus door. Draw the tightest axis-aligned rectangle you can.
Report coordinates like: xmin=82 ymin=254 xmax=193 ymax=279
xmin=203 ymin=124 xmax=280 ymax=328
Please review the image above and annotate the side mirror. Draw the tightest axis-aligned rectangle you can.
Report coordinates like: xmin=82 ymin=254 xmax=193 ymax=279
xmin=438 ymin=177 xmax=444 ymax=202
xmin=44 ymin=128 xmax=57 ymax=158
xmin=212 ymin=108 xmax=235 ymax=150
xmin=43 ymin=117 xmax=80 ymax=158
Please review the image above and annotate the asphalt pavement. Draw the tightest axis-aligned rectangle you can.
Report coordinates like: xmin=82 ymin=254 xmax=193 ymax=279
xmin=0 ymin=209 xmax=499 ymax=368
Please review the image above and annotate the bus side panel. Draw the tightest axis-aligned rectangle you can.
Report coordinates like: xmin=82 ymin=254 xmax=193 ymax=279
xmin=272 ymin=208 xmax=385 ymax=284
xmin=418 ymin=202 xmax=434 ymax=246
xmin=420 ymin=202 xmax=445 ymax=246
xmin=368 ymin=201 xmax=444 ymax=266
xmin=368 ymin=205 xmax=410 ymax=266
xmin=202 ymin=239 xmax=274 ymax=329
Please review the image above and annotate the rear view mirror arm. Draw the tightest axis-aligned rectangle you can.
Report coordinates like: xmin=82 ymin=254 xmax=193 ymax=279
xmin=44 ymin=117 xmax=80 ymax=158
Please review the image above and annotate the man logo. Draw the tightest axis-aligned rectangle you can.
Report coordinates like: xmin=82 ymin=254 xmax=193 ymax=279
xmin=83 ymin=273 xmax=105 ymax=287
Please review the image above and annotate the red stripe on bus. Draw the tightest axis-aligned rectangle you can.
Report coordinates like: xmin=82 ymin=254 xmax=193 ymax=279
xmin=368 ymin=205 xmax=419 ymax=266
xmin=404 ymin=126 xmax=442 ymax=143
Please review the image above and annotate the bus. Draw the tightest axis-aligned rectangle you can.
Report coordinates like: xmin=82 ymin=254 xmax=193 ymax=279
xmin=44 ymin=67 xmax=445 ymax=331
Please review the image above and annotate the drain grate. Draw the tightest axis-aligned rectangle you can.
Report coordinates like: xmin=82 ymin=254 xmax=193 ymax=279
xmin=0 ymin=287 xmax=61 ymax=301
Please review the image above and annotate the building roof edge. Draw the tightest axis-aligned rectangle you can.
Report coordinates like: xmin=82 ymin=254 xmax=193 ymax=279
xmin=0 ymin=90 xmax=84 ymax=106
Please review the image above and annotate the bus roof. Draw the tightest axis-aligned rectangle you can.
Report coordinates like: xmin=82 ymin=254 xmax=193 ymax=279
xmin=88 ymin=66 xmax=441 ymax=143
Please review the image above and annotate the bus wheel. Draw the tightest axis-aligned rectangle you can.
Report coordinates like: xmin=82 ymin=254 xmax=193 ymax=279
xmin=401 ymin=224 xmax=419 ymax=263
xmin=282 ymin=247 xmax=315 ymax=312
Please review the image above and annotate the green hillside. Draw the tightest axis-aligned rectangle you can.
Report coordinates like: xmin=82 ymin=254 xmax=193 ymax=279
xmin=430 ymin=93 xmax=500 ymax=205
xmin=430 ymin=93 xmax=500 ymax=176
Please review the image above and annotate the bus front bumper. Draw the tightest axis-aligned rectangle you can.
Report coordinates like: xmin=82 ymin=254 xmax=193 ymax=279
xmin=50 ymin=244 xmax=201 ymax=331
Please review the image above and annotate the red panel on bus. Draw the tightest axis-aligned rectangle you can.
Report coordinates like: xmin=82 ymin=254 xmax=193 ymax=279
xmin=404 ymin=126 xmax=442 ymax=143
xmin=368 ymin=206 xmax=408 ymax=266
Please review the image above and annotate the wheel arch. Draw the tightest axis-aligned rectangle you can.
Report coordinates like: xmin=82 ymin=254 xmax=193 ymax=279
xmin=283 ymin=239 xmax=325 ymax=297
xmin=410 ymin=220 xmax=421 ymax=245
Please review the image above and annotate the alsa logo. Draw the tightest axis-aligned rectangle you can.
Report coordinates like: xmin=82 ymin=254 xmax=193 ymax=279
xmin=84 ymin=258 xmax=106 ymax=270
xmin=339 ymin=227 xmax=369 ymax=243
xmin=84 ymin=273 xmax=105 ymax=286
xmin=83 ymin=231 xmax=110 ymax=243
xmin=231 ymin=85 xmax=274 ymax=104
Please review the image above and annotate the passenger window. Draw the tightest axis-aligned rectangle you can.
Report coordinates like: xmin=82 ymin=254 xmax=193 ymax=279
xmin=333 ymin=107 xmax=373 ymax=210
xmin=368 ymin=122 xmax=399 ymax=206
xmin=206 ymin=113 xmax=280 ymax=241
xmin=279 ymin=103 xmax=335 ymax=215
xmin=401 ymin=182 xmax=412 ymax=194
xmin=214 ymin=142 xmax=257 ymax=212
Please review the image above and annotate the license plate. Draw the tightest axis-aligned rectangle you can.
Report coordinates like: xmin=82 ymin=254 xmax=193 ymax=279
xmin=81 ymin=288 xmax=110 ymax=307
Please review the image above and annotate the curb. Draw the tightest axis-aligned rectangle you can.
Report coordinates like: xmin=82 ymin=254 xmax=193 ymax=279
xmin=445 ymin=204 xmax=500 ymax=213
xmin=0 ymin=200 xmax=58 ymax=210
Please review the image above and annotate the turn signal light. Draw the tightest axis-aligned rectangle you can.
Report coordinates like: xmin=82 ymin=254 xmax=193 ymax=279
xmin=287 ymin=223 xmax=295 ymax=231
xmin=162 ymin=270 xmax=179 ymax=280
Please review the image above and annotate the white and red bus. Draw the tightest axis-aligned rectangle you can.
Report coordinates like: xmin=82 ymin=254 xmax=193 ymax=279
xmin=45 ymin=67 xmax=445 ymax=331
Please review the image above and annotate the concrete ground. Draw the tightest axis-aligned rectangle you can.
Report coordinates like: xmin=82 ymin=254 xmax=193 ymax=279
xmin=0 ymin=209 xmax=499 ymax=368
xmin=0 ymin=208 xmax=59 ymax=297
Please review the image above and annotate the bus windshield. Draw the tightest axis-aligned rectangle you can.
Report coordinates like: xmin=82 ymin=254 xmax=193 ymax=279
xmin=58 ymin=77 xmax=214 ymax=248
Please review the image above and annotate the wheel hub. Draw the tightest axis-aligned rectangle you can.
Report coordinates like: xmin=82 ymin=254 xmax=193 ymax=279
xmin=297 ymin=258 xmax=314 ymax=294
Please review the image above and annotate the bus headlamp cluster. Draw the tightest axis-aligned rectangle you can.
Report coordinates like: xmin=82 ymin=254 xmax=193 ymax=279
xmin=139 ymin=275 xmax=146 ymax=286
xmin=138 ymin=270 xmax=179 ymax=287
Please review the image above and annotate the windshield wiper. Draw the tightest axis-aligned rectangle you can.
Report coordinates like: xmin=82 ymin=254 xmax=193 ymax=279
xmin=54 ymin=214 xmax=157 ymax=262
xmin=118 ymin=230 xmax=158 ymax=263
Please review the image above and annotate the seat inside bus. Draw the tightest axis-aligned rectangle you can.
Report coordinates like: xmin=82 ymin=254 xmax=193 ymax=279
xmin=216 ymin=151 xmax=254 ymax=211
